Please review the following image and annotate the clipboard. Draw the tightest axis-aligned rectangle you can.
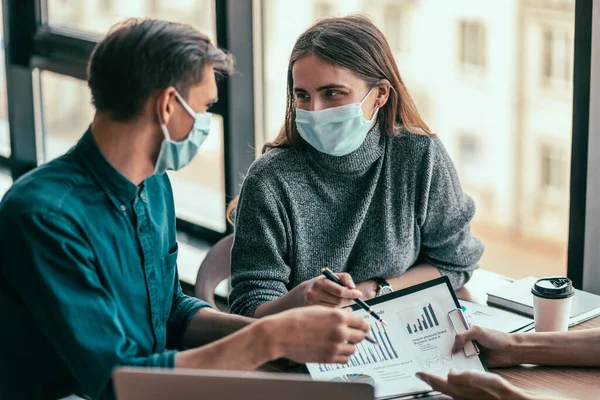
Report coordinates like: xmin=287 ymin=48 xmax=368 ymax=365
xmin=306 ymin=276 xmax=488 ymax=400
xmin=347 ymin=276 xmax=483 ymax=363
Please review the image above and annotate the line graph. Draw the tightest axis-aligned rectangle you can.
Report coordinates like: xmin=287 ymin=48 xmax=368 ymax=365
xmin=318 ymin=321 xmax=398 ymax=372
xmin=418 ymin=353 xmax=453 ymax=369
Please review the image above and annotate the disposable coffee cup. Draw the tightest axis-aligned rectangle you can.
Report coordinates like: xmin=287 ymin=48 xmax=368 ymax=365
xmin=532 ymin=277 xmax=574 ymax=332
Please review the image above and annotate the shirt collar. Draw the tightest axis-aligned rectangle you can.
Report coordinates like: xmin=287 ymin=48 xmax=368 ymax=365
xmin=74 ymin=126 xmax=139 ymax=210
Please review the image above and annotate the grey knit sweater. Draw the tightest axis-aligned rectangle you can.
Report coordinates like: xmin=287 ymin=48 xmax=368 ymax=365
xmin=229 ymin=126 xmax=484 ymax=317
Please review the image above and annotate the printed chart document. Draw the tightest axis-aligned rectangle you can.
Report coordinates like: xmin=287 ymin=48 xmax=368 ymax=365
xmin=306 ymin=277 xmax=486 ymax=399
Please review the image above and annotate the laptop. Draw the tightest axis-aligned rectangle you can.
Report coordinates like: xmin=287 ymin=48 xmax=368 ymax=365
xmin=113 ymin=367 xmax=375 ymax=400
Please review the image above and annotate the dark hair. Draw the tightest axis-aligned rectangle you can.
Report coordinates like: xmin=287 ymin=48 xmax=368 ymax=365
xmin=226 ymin=15 xmax=430 ymax=223
xmin=88 ymin=18 xmax=233 ymax=121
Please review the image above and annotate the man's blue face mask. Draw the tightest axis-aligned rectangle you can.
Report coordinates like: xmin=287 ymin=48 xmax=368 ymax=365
xmin=154 ymin=91 xmax=211 ymax=175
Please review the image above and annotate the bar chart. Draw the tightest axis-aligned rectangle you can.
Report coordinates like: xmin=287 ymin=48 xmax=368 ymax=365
xmin=406 ymin=303 xmax=439 ymax=334
xmin=318 ymin=321 xmax=398 ymax=372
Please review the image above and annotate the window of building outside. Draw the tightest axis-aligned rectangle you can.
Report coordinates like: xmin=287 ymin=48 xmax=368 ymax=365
xmin=314 ymin=1 xmax=334 ymax=20
xmin=459 ymin=20 xmax=485 ymax=70
xmin=540 ymin=144 xmax=567 ymax=192
xmin=457 ymin=135 xmax=483 ymax=185
xmin=43 ymin=0 xmax=226 ymax=232
xmin=0 ymin=5 xmax=10 ymax=158
xmin=542 ymin=27 xmax=571 ymax=89
xmin=260 ymin=0 xmax=575 ymax=279
xmin=384 ymin=5 xmax=409 ymax=54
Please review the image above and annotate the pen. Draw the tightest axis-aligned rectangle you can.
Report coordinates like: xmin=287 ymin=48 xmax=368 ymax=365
xmin=321 ymin=268 xmax=388 ymax=344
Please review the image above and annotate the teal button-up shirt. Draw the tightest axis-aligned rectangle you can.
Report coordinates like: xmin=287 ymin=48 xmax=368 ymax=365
xmin=0 ymin=128 xmax=210 ymax=399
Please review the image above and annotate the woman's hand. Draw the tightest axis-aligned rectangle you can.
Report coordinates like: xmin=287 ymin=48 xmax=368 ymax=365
xmin=289 ymin=273 xmax=363 ymax=308
xmin=452 ymin=325 xmax=518 ymax=368
xmin=416 ymin=369 xmax=541 ymax=400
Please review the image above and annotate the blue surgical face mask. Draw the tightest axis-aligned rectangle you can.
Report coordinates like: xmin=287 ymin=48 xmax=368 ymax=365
xmin=154 ymin=91 xmax=211 ymax=175
xmin=295 ymin=88 xmax=379 ymax=157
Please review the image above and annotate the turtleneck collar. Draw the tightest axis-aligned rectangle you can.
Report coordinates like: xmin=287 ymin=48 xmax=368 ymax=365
xmin=303 ymin=124 xmax=385 ymax=175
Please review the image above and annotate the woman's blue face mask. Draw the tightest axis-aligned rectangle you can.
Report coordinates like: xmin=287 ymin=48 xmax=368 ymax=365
xmin=295 ymin=88 xmax=378 ymax=157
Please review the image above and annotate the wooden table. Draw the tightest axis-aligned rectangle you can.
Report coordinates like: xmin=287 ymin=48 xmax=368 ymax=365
xmin=259 ymin=270 xmax=600 ymax=399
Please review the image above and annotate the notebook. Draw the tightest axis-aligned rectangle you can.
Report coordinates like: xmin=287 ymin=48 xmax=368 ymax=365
xmin=459 ymin=300 xmax=534 ymax=333
xmin=487 ymin=276 xmax=600 ymax=326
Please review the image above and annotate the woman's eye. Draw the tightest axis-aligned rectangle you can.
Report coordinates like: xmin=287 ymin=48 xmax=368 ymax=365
xmin=325 ymin=90 xmax=341 ymax=98
xmin=295 ymin=93 xmax=310 ymax=101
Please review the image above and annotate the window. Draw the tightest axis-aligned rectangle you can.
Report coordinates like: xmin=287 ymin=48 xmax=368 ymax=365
xmin=99 ymin=0 xmax=113 ymax=14
xmin=314 ymin=1 xmax=334 ymax=20
xmin=542 ymin=27 xmax=571 ymax=88
xmin=40 ymin=72 xmax=95 ymax=162
xmin=0 ymin=5 xmax=9 ymax=157
xmin=384 ymin=5 xmax=409 ymax=54
xmin=167 ymin=115 xmax=226 ymax=233
xmin=47 ymin=0 xmax=216 ymax=41
xmin=459 ymin=20 xmax=486 ymax=69
xmin=457 ymin=134 xmax=486 ymax=188
xmin=260 ymin=1 xmax=575 ymax=280
xmin=540 ymin=144 xmax=567 ymax=191
xmin=0 ymin=169 xmax=11 ymax=197
xmin=458 ymin=135 xmax=480 ymax=169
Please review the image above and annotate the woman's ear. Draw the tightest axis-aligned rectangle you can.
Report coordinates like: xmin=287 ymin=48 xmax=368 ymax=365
xmin=375 ymin=79 xmax=391 ymax=108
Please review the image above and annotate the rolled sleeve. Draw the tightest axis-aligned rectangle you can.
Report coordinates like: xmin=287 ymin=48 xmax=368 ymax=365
xmin=167 ymin=278 xmax=211 ymax=349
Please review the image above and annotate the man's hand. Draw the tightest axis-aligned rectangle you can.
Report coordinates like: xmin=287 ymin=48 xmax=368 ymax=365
xmin=289 ymin=274 xmax=362 ymax=308
xmin=452 ymin=325 xmax=517 ymax=367
xmin=416 ymin=369 xmax=535 ymax=400
xmin=265 ymin=306 xmax=370 ymax=364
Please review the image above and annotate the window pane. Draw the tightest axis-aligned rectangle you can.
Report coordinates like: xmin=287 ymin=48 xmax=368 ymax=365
xmin=259 ymin=0 xmax=575 ymax=279
xmin=40 ymin=71 xmax=95 ymax=162
xmin=0 ymin=5 xmax=10 ymax=157
xmin=167 ymin=114 xmax=226 ymax=233
xmin=47 ymin=0 xmax=216 ymax=40
xmin=40 ymin=71 xmax=226 ymax=232
xmin=0 ymin=168 xmax=12 ymax=197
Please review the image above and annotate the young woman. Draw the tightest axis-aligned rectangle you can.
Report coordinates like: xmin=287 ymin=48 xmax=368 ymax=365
xmin=228 ymin=15 xmax=484 ymax=318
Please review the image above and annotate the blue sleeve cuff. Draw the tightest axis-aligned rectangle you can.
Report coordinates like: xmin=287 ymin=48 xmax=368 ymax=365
xmin=167 ymin=295 xmax=212 ymax=349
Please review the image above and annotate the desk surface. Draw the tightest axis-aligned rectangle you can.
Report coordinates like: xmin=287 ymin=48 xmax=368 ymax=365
xmin=260 ymin=270 xmax=600 ymax=400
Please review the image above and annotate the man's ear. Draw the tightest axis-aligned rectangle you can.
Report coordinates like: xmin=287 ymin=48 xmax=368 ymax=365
xmin=156 ymin=87 xmax=177 ymax=125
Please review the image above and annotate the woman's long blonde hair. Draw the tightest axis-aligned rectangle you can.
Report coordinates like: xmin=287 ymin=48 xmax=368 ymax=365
xmin=227 ymin=15 xmax=431 ymax=223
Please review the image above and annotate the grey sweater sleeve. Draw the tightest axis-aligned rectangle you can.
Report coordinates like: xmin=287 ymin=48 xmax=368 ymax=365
xmin=416 ymin=137 xmax=484 ymax=289
xmin=228 ymin=174 xmax=291 ymax=317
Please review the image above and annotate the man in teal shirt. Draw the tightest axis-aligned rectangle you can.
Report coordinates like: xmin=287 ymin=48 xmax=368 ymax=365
xmin=0 ymin=19 xmax=369 ymax=399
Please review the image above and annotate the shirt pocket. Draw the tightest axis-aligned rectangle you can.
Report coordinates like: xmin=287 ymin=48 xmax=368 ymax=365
xmin=161 ymin=243 xmax=179 ymax=318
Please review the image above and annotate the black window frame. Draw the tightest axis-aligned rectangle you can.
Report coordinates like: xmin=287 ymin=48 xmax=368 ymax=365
xmin=2 ymin=0 xmax=599 ymax=292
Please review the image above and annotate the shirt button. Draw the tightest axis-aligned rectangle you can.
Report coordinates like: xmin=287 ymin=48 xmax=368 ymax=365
xmin=120 ymin=205 xmax=126 ymax=212
xmin=140 ymin=193 xmax=146 ymax=201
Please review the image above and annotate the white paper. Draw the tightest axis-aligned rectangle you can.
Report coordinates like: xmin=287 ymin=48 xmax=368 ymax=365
xmin=306 ymin=282 xmax=486 ymax=399
xmin=458 ymin=300 xmax=534 ymax=333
